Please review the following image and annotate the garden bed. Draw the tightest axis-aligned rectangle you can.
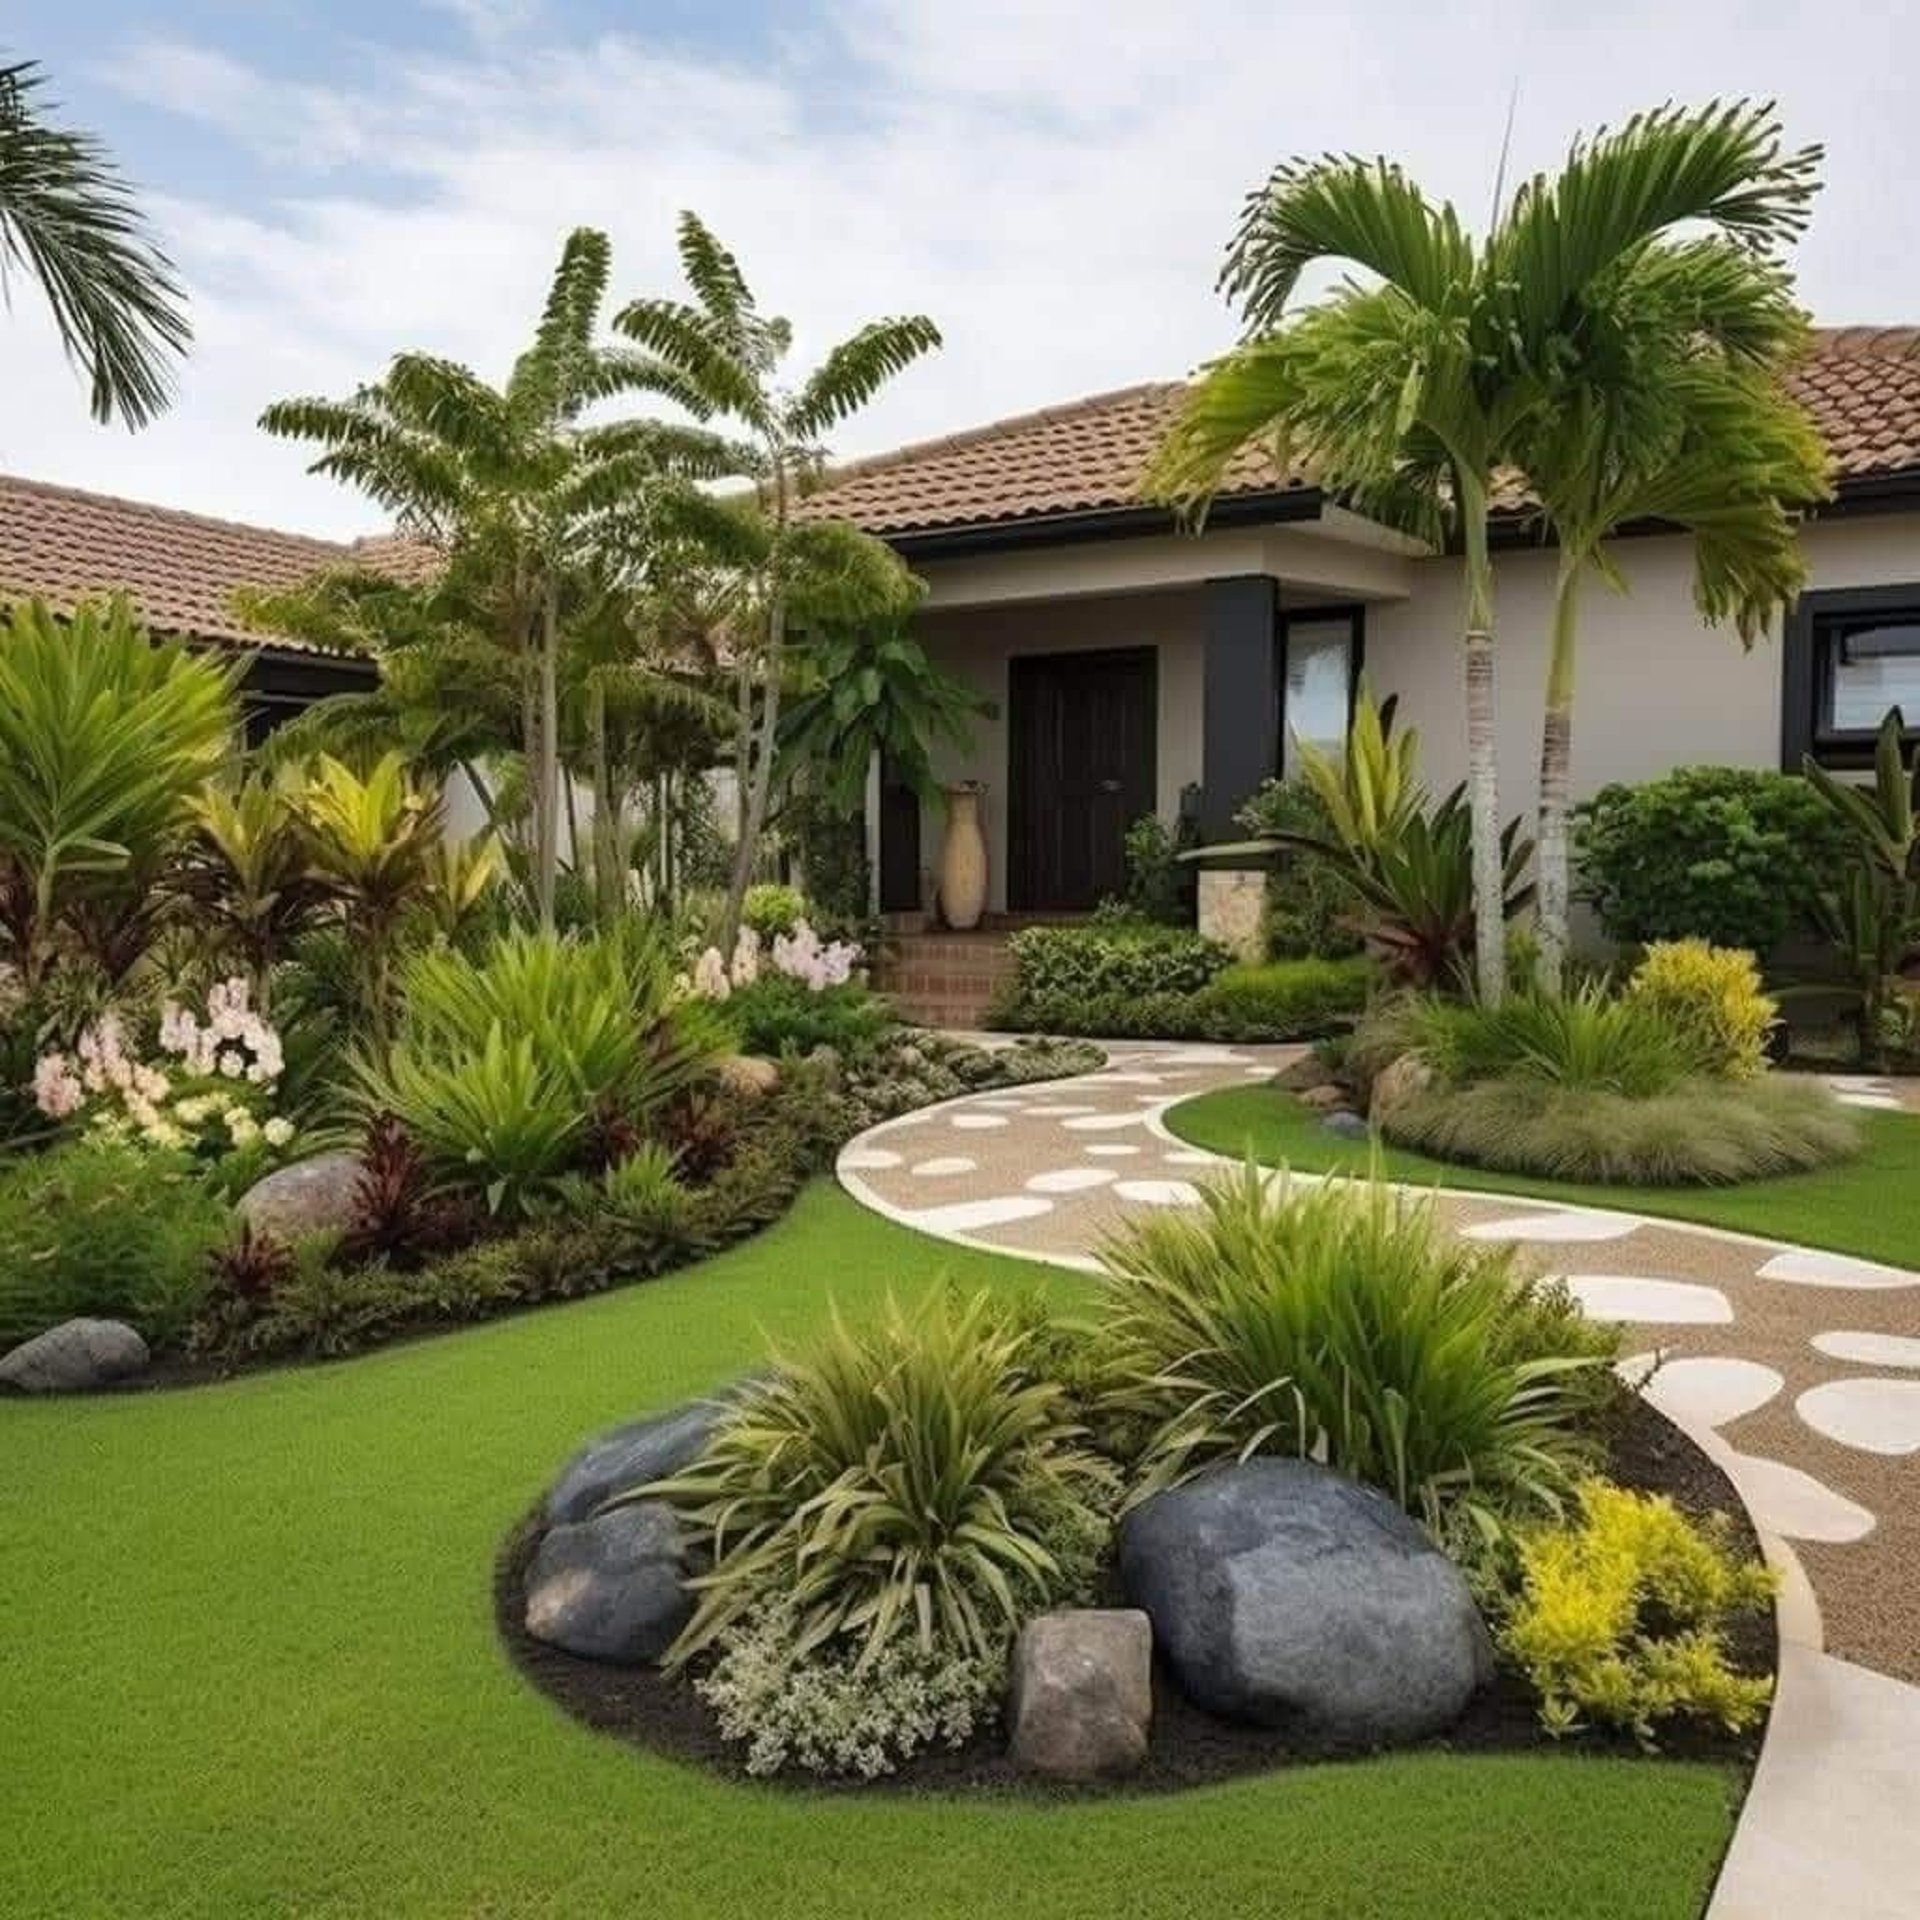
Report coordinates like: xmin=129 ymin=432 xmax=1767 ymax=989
xmin=495 ymin=1392 xmax=1773 ymax=1797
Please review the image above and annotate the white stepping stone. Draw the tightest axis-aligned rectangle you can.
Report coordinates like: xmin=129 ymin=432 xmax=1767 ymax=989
xmin=1463 ymin=1209 xmax=1643 ymax=1244
xmin=1836 ymin=1092 xmax=1905 ymax=1110
xmin=1812 ymin=1331 xmax=1920 ymax=1369
xmin=1063 ymin=1113 xmax=1150 ymax=1132
xmin=1162 ymin=1149 xmax=1218 ymax=1166
xmin=1089 ymin=1071 xmax=1166 ymax=1086
xmin=1720 ymin=1451 xmax=1876 ymax=1543
xmin=1156 ymin=1049 xmax=1250 ymax=1067
xmin=1085 ymin=1143 xmax=1141 ymax=1157
xmin=839 ymin=1146 xmax=902 ymax=1171
xmin=910 ymin=1156 xmax=977 ymax=1178
xmin=969 ymin=1096 xmax=1030 ymax=1109
xmin=1827 ymin=1075 xmax=1896 ymax=1093
xmin=1026 ymin=1166 xmax=1119 ymax=1194
xmin=1758 ymin=1249 xmax=1919 ymax=1291
xmin=1561 ymin=1275 xmax=1734 ymax=1325
xmin=905 ymin=1195 xmax=1055 ymax=1233
xmin=950 ymin=1112 xmax=1010 ymax=1131
xmin=1243 ymin=1065 xmax=1274 ymax=1077
xmin=1796 ymin=1379 xmax=1920 ymax=1456
xmin=1114 ymin=1179 xmax=1203 ymax=1207
xmin=1639 ymin=1357 xmax=1784 ymax=1430
xmin=1025 ymin=1103 xmax=1098 ymax=1117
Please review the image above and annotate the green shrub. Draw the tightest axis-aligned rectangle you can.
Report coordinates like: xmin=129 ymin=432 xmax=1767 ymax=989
xmin=1391 ymin=983 xmax=1697 ymax=1098
xmin=1574 ymin=766 xmax=1849 ymax=959
xmin=1116 ymin=814 xmax=1192 ymax=926
xmin=724 ymin=974 xmax=894 ymax=1057
xmin=362 ymin=926 xmax=724 ymax=1217
xmin=1502 ymin=1478 xmax=1775 ymax=1745
xmin=741 ymin=883 xmax=806 ymax=940
xmin=1190 ymin=955 xmax=1374 ymax=1039
xmin=1627 ymin=940 xmax=1777 ymax=1079
xmin=639 ymin=1290 xmax=1117 ymax=1670
xmin=1097 ymin=1164 xmax=1611 ymax=1534
xmin=0 ymin=1142 xmax=227 ymax=1349
xmin=1004 ymin=921 xmax=1228 ymax=1003
xmin=1235 ymin=777 xmax=1364 ymax=960
xmin=1383 ymin=1073 xmax=1860 ymax=1185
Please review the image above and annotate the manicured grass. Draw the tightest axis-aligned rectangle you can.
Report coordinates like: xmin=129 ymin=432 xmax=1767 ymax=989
xmin=1168 ymin=1087 xmax=1920 ymax=1266
xmin=0 ymin=1183 xmax=1741 ymax=1920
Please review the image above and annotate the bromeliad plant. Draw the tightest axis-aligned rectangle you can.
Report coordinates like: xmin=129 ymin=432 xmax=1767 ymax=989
xmin=360 ymin=925 xmax=725 ymax=1218
xmin=1097 ymin=1163 xmax=1614 ymax=1537
xmin=638 ymin=1290 xmax=1117 ymax=1671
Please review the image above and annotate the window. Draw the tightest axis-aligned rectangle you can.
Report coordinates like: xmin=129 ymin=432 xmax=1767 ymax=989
xmin=1279 ymin=608 xmax=1362 ymax=777
xmin=1784 ymin=585 xmax=1920 ymax=768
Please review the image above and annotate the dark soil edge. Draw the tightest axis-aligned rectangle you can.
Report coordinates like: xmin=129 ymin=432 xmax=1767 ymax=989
xmin=494 ymin=1394 xmax=1775 ymax=1804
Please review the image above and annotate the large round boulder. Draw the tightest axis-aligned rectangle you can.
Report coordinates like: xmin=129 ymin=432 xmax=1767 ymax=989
xmin=237 ymin=1150 xmax=363 ymax=1243
xmin=524 ymin=1501 xmax=693 ymax=1664
xmin=1119 ymin=1458 xmax=1491 ymax=1747
xmin=543 ymin=1395 xmax=732 ymax=1527
xmin=0 ymin=1318 xmax=148 ymax=1394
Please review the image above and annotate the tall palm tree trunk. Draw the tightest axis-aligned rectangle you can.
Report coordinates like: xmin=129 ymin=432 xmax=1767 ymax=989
xmin=535 ymin=578 xmax=561 ymax=928
xmin=723 ymin=593 xmax=785 ymax=947
xmin=1458 ymin=476 xmax=1505 ymax=1005
xmin=1535 ymin=554 xmax=1582 ymax=996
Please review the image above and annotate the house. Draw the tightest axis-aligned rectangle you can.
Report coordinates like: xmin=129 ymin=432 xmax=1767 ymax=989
xmin=797 ymin=326 xmax=1920 ymax=985
xmin=0 ymin=472 xmax=389 ymax=737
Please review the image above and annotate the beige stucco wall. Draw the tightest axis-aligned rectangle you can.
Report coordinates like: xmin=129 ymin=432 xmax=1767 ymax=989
xmin=1365 ymin=513 xmax=1920 ymax=815
xmin=911 ymin=586 xmax=1206 ymax=914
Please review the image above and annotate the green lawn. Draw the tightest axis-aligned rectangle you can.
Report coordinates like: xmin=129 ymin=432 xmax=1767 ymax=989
xmin=1168 ymin=1087 xmax=1920 ymax=1266
xmin=0 ymin=1182 xmax=1742 ymax=1920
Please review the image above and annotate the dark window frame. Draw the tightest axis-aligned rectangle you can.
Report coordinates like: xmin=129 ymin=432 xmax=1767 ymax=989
xmin=1783 ymin=583 xmax=1920 ymax=770
xmin=1275 ymin=602 xmax=1365 ymax=776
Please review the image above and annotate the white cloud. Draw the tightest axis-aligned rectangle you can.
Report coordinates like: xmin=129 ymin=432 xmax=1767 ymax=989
xmin=8 ymin=0 xmax=1915 ymax=539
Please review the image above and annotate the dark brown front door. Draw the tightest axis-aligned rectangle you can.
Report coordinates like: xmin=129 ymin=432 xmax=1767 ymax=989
xmin=1007 ymin=647 xmax=1157 ymax=911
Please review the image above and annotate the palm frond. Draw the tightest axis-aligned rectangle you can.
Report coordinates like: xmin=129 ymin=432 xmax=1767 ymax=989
xmin=787 ymin=316 xmax=943 ymax=440
xmin=0 ymin=59 xmax=190 ymax=427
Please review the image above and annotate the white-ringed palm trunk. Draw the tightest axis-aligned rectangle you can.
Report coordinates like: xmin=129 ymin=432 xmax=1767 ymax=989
xmin=534 ymin=575 xmax=561 ymax=928
xmin=1535 ymin=551 xmax=1583 ymax=997
xmin=1458 ymin=474 xmax=1506 ymax=1005
xmin=721 ymin=458 xmax=790 ymax=950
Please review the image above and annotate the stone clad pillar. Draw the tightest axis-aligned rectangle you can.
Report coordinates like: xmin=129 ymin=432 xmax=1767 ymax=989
xmin=1197 ymin=575 xmax=1278 ymax=960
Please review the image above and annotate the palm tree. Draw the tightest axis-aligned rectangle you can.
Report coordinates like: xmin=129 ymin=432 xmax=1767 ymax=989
xmin=1520 ymin=360 xmax=1828 ymax=990
xmin=261 ymin=227 xmax=741 ymax=924
xmin=1149 ymin=102 xmax=1824 ymax=1004
xmin=616 ymin=212 xmax=939 ymax=944
xmin=0 ymin=58 xmax=189 ymax=426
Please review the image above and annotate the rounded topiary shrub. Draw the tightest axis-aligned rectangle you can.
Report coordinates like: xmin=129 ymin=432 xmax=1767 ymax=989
xmin=1573 ymin=767 xmax=1852 ymax=960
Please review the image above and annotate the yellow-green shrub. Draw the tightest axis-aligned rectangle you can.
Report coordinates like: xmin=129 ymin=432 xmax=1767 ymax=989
xmin=1628 ymin=939 xmax=1777 ymax=1080
xmin=1501 ymin=1478 xmax=1775 ymax=1745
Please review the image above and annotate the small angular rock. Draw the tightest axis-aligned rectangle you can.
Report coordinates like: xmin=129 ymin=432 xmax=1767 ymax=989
xmin=1008 ymin=1608 xmax=1153 ymax=1780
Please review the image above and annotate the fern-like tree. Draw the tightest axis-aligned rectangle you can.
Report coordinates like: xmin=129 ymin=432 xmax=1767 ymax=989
xmin=261 ymin=227 xmax=741 ymax=925
xmin=616 ymin=213 xmax=939 ymax=945
xmin=0 ymin=58 xmax=189 ymax=426
xmin=1149 ymin=103 xmax=1824 ymax=1004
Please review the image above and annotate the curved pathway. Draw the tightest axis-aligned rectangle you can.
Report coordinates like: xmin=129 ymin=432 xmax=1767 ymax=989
xmin=838 ymin=1042 xmax=1920 ymax=1920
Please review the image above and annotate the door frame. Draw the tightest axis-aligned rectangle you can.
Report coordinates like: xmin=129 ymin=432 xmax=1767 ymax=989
xmin=1006 ymin=644 xmax=1159 ymax=912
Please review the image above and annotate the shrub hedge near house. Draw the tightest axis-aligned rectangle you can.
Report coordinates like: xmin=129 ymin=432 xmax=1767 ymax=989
xmin=1573 ymin=767 xmax=1850 ymax=960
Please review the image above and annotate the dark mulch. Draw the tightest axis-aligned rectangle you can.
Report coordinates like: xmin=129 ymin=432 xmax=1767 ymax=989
xmin=495 ymin=1393 xmax=1775 ymax=1800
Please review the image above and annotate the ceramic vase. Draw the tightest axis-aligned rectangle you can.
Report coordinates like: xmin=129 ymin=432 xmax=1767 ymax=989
xmin=939 ymin=784 xmax=988 ymax=930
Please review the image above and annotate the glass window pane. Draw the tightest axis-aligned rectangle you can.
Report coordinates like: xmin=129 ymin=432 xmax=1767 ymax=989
xmin=1282 ymin=618 xmax=1353 ymax=776
xmin=1830 ymin=620 xmax=1920 ymax=732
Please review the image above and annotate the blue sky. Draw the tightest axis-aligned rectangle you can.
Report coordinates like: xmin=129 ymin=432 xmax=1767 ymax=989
xmin=7 ymin=3 xmax=1915 ymax=538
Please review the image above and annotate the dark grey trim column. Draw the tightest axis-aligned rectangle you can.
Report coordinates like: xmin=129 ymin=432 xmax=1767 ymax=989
xmin=1200 ymin=574 xmax=1280 ymax=843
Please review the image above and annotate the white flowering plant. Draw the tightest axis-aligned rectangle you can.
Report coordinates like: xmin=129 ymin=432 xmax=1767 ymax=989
xmin=683 ymin=920 xmax=864 ymax=1003
xmin=32 ymin=977 xmax=298 ymax=1173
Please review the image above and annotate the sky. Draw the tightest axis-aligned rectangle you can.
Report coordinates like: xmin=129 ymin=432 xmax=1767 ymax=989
xmin=5 ymin=1 xmax=1915 ymax=540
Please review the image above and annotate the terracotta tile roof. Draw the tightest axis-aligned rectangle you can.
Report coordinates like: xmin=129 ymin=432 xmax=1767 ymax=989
xmin=800 ymin=327 xmax=1920 ymax=542
xmin=795 ymin=382 xmax=1308 ymax=538
xmin=0 ymin=473 xmax=435 ymax=652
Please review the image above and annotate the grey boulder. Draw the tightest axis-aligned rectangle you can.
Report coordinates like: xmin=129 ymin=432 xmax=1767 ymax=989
xmin=1119 ymin=1458 xmax=1491 ymax=1747
xmin=1320 ymin=1110 xmax=1370 ymax=1140
xmin=1008 ymin=1608 xmax=1153 ymax=1781
xmin=0 ymin=1318 xmax=148 ymax=1394
xmin=544 ymin=1395 xmax=731 ymax=1526
xmin=237 ymin=1150 xmax=363 ymax=1243
xmin=524 ymin=1501 xmax=693 ymax=1665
